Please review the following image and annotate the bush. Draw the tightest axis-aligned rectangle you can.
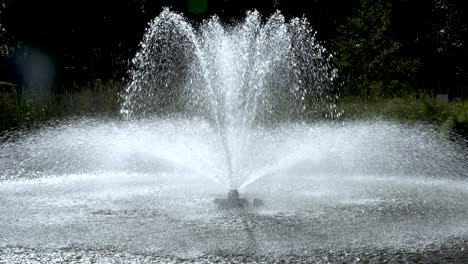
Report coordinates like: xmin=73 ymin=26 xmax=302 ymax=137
xmin=331 ymin=0 xmax=420 ymax=97
xmin=0 ymin=90 xmax=26 ymax=129
xmin=338 ymin=96 xmax=468 ymax=137
xmin=0 ymin=80 xmax=122 ymax=131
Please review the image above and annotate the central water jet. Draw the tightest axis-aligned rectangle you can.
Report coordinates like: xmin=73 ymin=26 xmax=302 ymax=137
xmin=120 ymin=8 xmax=339 ymax=192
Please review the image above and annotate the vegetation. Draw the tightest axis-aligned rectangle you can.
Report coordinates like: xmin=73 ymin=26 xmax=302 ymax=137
xmin=0 ymin=1 xmax=467 ymax=96
xmin=339 ymin=96 xmax=467 ymax=122
xmin=324 ymin=0 xmax=467 ymax=137
xmin=0 ymin=0 xmax=467 ymax=136
xmin=331 ymin=0 xmax=421 ymax=98
xmin=338 ymin=96 xmax=468 ymax=136
xmin=0 ymin=81 xmax=120 ymax=131
xmin=1 ymin=84 xmax=466 ymax=139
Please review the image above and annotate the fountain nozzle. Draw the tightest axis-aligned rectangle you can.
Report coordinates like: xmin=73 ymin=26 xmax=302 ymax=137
xmin=214 ymin=190 xmax=264 ymax=210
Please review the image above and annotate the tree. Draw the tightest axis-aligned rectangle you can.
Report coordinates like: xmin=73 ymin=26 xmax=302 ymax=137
xmin=429 ymin=0 xmax=466 ymax=54
xmin=0 ymin=1 xmax=21 ymax=86
xmin=331 ymin=0 xmax=420 ymax=98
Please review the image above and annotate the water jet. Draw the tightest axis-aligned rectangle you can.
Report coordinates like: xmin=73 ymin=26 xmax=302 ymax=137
xmin=120 ymin=8 xmax=340 ymax=190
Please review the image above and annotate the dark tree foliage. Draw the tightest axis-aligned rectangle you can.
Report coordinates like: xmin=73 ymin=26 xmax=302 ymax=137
xmin=0 ymin=0 xmax=149 ymax=90
xmin=392 ymin=0 xmax=468 ymax=98
xmin=332 ymin=0 xmax=421 ymax=98
xmin=0 ymin=0 xmax=466 ymax=98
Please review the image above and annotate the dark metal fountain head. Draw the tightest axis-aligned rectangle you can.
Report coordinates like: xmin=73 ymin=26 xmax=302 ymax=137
xmin=214 ymin=190 xmax=263 ymax=210
xmin=227 ymin=189 xmax=240 ymax=201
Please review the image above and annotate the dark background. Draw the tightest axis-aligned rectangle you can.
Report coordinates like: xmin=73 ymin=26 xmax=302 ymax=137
xmin=0 ymin=0 xmax=467 ymax=98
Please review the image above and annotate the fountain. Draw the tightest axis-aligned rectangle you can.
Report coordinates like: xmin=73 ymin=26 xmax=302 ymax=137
xmin=120 ymin=9 xmax=340 ymax=196
xmin=0 ymin=8 xmax=467 ymax=262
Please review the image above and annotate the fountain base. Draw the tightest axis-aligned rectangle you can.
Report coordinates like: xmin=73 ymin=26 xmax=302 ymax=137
xmin=214 ymin=190 xmax=264 ymax=210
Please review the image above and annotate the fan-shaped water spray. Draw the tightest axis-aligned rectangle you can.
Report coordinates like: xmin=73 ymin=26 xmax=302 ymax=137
xmin=120 ymin=9 xmax=339 ymax=189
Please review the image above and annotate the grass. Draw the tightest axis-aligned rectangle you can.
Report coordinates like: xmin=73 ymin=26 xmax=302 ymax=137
xmin=1 ymin=81 xmax=467 ymax=138
xmin=0 ymin=80 xmax=121 ymax=131
xmin=338 ymin=96 xmax=468 ymax=137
